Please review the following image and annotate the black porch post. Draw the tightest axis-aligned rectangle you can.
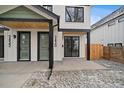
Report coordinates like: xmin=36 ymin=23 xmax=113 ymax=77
xmin=49 ymin=20 xmax=54 ymax=69
xmin=87 ymin=32 xmax=90 ymax=60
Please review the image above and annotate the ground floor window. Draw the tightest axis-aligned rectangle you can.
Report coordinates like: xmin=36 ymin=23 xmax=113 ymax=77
xmin=64 ymin=36 xmax=80 ymax=57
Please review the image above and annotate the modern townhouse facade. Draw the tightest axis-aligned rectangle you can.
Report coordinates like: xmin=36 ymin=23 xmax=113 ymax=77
xmin=0 ymin=5 xmax=91 ymax=68
xmin=91 ymin=6 xmax=124 ymax=47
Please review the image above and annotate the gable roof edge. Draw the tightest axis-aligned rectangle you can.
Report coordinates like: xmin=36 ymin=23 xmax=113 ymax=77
xmin=91 ymin=5 xmax=124 ymax=29
xmin=32 ymin=5 xmax=59 ymax=19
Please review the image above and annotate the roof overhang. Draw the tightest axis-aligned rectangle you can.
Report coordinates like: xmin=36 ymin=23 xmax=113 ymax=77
xmin=32 ymin=5 xmax=59 ymax=19
xmin=63 ymin=32 xmax=87 ymax=36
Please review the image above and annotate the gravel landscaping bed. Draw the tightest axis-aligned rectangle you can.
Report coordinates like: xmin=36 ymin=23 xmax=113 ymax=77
xmin=22 ymin=60 xmax=124 ymax=88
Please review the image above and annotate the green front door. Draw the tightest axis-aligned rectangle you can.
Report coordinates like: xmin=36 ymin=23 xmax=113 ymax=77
xmin=38 ymin=32 xmax=49 ymax=61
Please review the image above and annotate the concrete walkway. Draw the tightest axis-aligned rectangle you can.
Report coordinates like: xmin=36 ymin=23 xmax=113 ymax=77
xmin=0 ymin=62 xmax=49 ymax=88
xmin=0 ymin=59 xmax=106 ymax=88
xmin=54 ymin=58 xmax=106 ymax=71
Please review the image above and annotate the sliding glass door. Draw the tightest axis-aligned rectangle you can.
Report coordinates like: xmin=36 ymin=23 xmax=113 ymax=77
xmin=64 ymin=36 xmax=79 ymax=57
xmin=18 ymin=32 xmax=30 ymax=61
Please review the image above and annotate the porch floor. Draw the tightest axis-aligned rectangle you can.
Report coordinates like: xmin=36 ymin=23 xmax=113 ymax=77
xmin=54 ymin=58 xmax=106 ymax=71
xmin=0 ymin=58 xmax=106 ymax=87
xmin=0 ymin=58 xmax=106 ymax=73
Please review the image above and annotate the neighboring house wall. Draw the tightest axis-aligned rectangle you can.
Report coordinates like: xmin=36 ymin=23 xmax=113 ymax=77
xmin=91 ymin=6 xmax=124 ymax=46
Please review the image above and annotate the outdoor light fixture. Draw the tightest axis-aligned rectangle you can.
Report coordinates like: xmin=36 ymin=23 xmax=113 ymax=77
xmin=13 ymin=35 xmax=16 ymax=39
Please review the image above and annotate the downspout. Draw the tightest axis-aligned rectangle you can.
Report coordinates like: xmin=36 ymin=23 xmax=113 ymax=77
xmin=47 ymin=21 xmax=59 ymax=80
xmin=87 ymin=31 xmax=90 ymax=60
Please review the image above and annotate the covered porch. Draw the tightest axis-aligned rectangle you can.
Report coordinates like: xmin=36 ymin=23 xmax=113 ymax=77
xmin=0 ymin=5 xmax=60 ymax=69
xmin=0 ymin=18 xmax=54 ymax=69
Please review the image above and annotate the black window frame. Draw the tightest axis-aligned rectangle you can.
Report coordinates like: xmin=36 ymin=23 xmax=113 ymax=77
xmin=115 ymin=43 xmax=123 ymax=47
xmin=65 ymin=6 xmax=84 ymax=22
xmin=107 ymin=43 xmax=114 ymax=47
xmin=118 ymin=16 xmax=124 ymax=23
xmin=43 ymin=5 xmax=53 ymax=12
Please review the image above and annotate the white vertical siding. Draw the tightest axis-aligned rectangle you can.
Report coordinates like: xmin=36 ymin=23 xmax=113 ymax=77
xmin=81 ymin=35 xmax=86 ymax=58
xmin=91 ymin=16 xmax=124 ymax=46
xmin=4 ymin=29 xmax=17 ymax=61
xmin=31 ymin=31 xmax=37 ymax=61
xmin=118 ymin=20 xmax=124 ymax=45
xmin=54 ymin=27 xmax=63 ymax=61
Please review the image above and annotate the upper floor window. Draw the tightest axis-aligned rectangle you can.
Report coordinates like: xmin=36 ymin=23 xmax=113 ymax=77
xmin=65 ymin=6 xmax=84 ymax=22
xmin=118 ymin=17 xmax=124 ymax=23
xmin=43 ymin=5 xmax=52 ymax=12
xmin=108 ymin=20 xmax=115 ymax=27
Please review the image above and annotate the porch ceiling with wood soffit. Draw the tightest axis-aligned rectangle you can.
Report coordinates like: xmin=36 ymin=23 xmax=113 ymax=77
xmin=0 ymin=21 xmax=49 ymax=29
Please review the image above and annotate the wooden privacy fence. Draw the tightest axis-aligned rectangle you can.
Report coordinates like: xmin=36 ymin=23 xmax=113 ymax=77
xmin=103 ymin=46 xmax=124 ymax=63
xmin=103 ymin=47 xmax=110 ymax=60
xmin=90 ymin=44 xmax=103 ymax=60
xmin=90 ymin=44 xmax=124 ymax=63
